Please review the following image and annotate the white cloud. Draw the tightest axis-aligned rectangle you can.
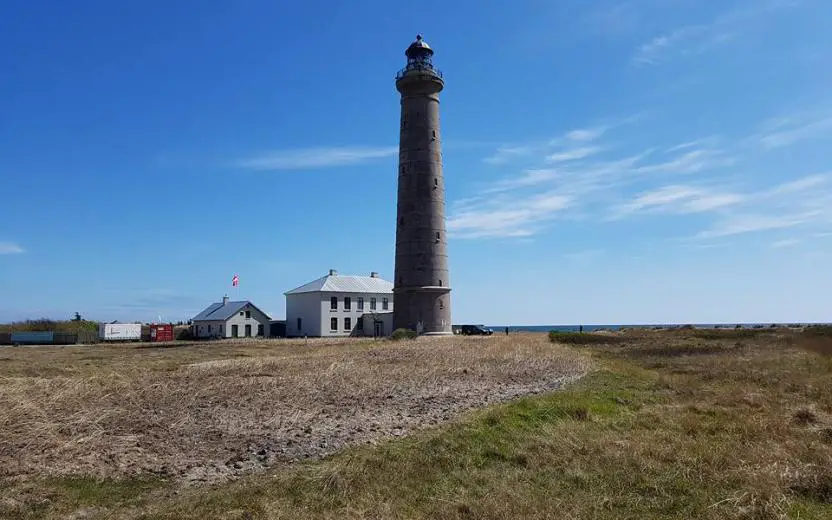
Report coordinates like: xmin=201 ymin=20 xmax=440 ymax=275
xmin=447 ymin=192 xmax=571 ymax=239
xmin=763 ymin=173 xmax=829 ymax=195
xmin=635 ymin=149 xmax=732 ymax=174
xmin=546 ymin=146 xmax=602 ymax=163
xmin=483 ymin=145 xmax=535 ymax=165
xmin=758 ymin=116 xmax=832 ymax=149
xmin=483 ymin=124 xmax=615 ymax=165
xmin=633 ymin=1 xmax=798 ymax=65
xmin=0 ymin=242 xmax=24 ymax=255
xmin=565 ymin=127 xmax=607 ymax=142
xmin=237 ymin=146 xmax=397 ymax=170
xmin=770 ymin=238 xmax=800 ymax=249
xmin=613 ymin=185 xmax=744 ymax=218
xmin=696 ymin=214 xmax=813 ymax=239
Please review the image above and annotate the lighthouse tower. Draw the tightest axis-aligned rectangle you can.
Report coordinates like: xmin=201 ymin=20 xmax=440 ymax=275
xmin=393 ymin=35 xmax=452 ymax=335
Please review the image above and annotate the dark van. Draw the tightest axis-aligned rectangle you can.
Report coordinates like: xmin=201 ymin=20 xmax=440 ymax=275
xmin=459 ymin=324 xmax=494 ymax=336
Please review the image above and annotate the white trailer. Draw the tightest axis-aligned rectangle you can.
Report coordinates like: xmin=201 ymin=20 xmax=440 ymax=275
xmin=99 ymin=323 xmax=142 ymax=341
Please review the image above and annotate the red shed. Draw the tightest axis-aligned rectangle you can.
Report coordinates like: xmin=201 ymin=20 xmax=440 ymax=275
xmin=149 ymin=324 xmax=174 ymax=342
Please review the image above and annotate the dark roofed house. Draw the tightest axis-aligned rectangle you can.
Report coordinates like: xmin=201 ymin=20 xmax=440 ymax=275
xmin=192 ymin=296 xmax=271 ymax=339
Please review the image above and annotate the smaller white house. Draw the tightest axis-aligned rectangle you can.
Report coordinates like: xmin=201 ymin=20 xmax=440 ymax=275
xmin=192 ymin=296 xmax=271 ymax=339
xmin=285 ymin=270 xmax=394 ymax=337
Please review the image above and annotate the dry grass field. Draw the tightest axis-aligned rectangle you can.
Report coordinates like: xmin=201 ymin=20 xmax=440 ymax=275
xmin=0 ymin=334 xmax=587 ymax=516
xmin=2 ymin=328 xmax=831 ymax=519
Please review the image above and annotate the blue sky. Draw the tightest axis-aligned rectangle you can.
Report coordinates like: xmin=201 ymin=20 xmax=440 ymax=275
xmin=1 ymin=0 xmax=831 ymax=325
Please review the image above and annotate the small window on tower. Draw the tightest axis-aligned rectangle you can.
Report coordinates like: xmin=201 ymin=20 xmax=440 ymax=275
xmin=435 ymin=232 xmax=440 ymax=243
xmin=433 ymin=178 xmax=438 ymax=189
xmin=438 ymin=279 xmax=442 ymax=287
xmin=439 ymin=299 xmax=445 ymax=310
xmin=432 ymin=130 xmax=436 ymax=139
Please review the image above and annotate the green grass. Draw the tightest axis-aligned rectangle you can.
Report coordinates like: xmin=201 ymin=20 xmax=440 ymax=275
xmin=5 ymin=330 xmax=832 ymax=519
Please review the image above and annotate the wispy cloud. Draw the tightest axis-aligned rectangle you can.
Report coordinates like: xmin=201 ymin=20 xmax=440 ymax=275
xmin=564 ymin=127 xmax=607 ymax=142
xmin=483 ymin=124 xmax=612 ymax=165
xmin=696 ymin=213 xmax=813 ymax=239
xmin=613 ymin=185 xmax=744 ymax=219
xmin=757 ymin=116 xmax=832 ymax=149
xmin=447 ymin=192 xmax=571 ymax=239
xmin=546 ymin=146 xmax=602 ymax=163
xmin=690 ymin=174 xmax=831 ymax=239
xmin=237 ymin=146 xmax=397 ymax=171
xmin=635 ymin=149 xmax=733 ymax=174
xmin=483 ymin=145 xmax=535 ymax=165
xmin=0 ymin=242 xmax=24 ymax=255
xmin=770 ymin=238 xmax=801 ymax=249
xmin=633 ymin=1 xmax=798 ymax=65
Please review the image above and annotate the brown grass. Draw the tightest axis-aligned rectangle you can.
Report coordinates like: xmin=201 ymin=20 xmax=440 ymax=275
xmin=0 ymin=334 xmax=587 ymax=485
xmin=3 ymin=329 xmax=832 ymax=519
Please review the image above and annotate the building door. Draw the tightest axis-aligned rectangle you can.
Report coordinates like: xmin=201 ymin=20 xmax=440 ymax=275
xmin=257 ymin=324 xmax=264 ymax=337
xmin=245 ymin=324 xmax=252 ymax=337
xmin=231 ymin=324 xmax=238 ymax=338
xmin=374 ymin=320 xmax=384 ymax=338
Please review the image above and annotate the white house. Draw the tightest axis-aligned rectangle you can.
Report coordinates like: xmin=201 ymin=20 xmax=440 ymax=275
xmin=192 ymin=296 xmax=271 ymax=339
xmin=285 ymin=270 xmax=394 ymax=337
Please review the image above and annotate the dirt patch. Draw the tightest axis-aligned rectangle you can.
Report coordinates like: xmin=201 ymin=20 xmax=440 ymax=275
xmin=0 ymin=334 xmax=588 ymax=485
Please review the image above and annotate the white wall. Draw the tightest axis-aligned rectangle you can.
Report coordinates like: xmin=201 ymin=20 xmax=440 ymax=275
xmin=286 ymin=291 xmax=394 ymax=337
xmin=194 ymin=320 xmax=224 ymax=338
xmin=319 ymin=291 xmax=393 ymax=337
xmin=286 ymin=292 xmax=323 ymax=337
xmin=223 ymin=304 xmax=270 ymax=338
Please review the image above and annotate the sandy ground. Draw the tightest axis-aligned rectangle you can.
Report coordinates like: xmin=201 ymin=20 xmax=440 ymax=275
xmin=0 ymin=334 xmax=589 ymax=484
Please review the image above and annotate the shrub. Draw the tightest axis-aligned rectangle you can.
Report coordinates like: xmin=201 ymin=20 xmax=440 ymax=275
xmin=390 ymin=328 xmax=417 ymax=341
xmin=548 ymin=331 xmax=624 ymax=345
xmin=175 ymin=327 xmax=195 ymax=341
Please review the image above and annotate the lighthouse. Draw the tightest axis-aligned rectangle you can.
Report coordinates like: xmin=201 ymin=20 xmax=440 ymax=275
xmin=393 ymin=35 xmax=452 ymax=335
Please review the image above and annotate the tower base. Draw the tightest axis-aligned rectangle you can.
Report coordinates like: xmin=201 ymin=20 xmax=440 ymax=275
xmin=392 ymin=287 xmax=452 ymax=335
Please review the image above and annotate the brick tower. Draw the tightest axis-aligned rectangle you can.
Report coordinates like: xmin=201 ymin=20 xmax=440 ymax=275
xmin=393 ymin=35 xmax=452 ymax=335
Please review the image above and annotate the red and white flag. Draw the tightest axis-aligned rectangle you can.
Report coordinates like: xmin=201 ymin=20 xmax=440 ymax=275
xmin=232 ymin=274 xmax=239 ymax=287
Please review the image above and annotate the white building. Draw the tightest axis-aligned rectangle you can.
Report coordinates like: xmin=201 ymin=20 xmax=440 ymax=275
xmin=285 ymin=270 xmax=394 ymax=337
xmin=192 ymin=296 xmax=271 ymax=339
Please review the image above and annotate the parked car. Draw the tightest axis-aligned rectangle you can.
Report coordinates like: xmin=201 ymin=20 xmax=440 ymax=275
xmin=459 ymin=324 xmax=494 ymax=336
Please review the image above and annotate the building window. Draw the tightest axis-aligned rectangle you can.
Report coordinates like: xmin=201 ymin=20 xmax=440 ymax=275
xmin=439 ymin=299 xmax=444 ymax=310
xmin=439 ymin=279 xmax=442 ymax=287
xmin=358 ymin=297 xmax=364 ymax=310
xmin=435 ymin=232 xmax=440 ymax=242
xmin=208 ymin=324 xmax=212 ymax=333
xmin=432 ymin=130 xmax=436 ymax=139
xmin=434 ymin=178 xmax=438 ymax=189
xmin=297 ymin=317 xmax=302 ymax=332
xmin=344 ymin=317 xmax=351 ymax=331
xmin=382 ymin=297 xmax=389 ymax=310
xmin=370 ymin=297 xmax=377 ymax=310
xmin=330 ymin=296 xmax=337 ymax=310
xmin=330 ymin=317 xmax=338 ymax=331
xmin=240 ymin=311 xmax=243 ymax=316
xmin=245 ymin=310 xmax=251 ymax=319
xmin=344 ymin=297 xmax=351 ymax=311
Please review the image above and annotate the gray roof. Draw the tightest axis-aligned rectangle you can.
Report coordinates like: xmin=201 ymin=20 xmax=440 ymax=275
xmin=193 ymin=300 xmax=270 ymax=322
xmin=285 ymin=273 xmax=394 ymax=295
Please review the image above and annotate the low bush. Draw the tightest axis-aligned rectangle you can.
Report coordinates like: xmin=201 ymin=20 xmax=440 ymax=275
xmin=175 ymin=327 xmax=195 ymax=341
xmin=390 ymin=328 xmax=418 ymax=341
xmin=548 ymin=331 xmax=624 ymax=345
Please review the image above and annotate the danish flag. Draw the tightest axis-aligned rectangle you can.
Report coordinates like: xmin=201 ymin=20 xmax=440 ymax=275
xmin=232 ymin=274 xmax=239 ymax=287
